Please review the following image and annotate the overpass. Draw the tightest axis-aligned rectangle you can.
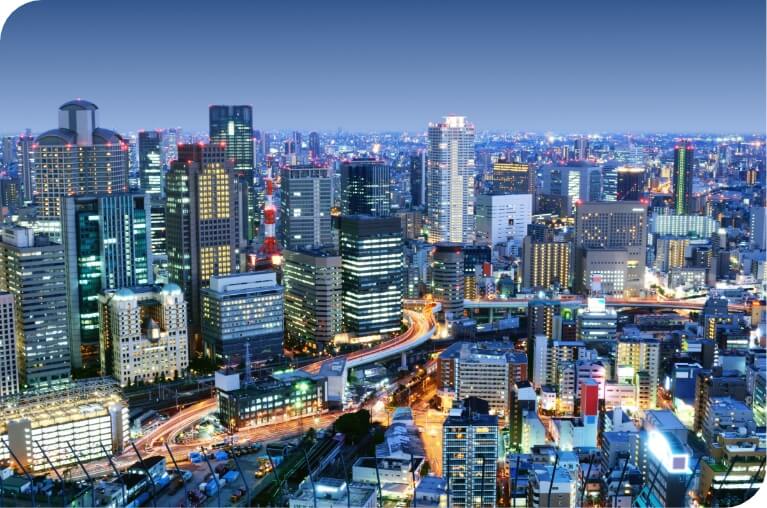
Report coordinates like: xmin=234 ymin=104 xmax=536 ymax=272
xmin=301 ymin=305 xmax=439 ymax=401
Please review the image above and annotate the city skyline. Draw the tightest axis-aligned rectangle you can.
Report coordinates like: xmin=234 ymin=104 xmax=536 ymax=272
xmin=0 ymin=0 xmax=764 ymax=134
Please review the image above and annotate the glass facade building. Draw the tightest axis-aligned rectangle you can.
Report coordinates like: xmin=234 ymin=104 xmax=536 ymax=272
xmin=340 ymin=157 xmax=392 ymax=217
xmin=138 ymin=130 xmax=163 ymax=197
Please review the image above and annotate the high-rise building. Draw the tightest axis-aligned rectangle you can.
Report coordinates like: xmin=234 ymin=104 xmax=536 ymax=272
xmin=340 ymin=216 xmax=403 ymax=337
xmin=340 ymin=158 xmax=391 ymax=217
xmin=283 ymin=248 xmax=342 ymax=352
xmin=427 ymin=116 xmax=476 ymax=243
xmin=33 ymin=100 xmax=129 ymax=240
xmin=522 ymin=237 xmax=571 ymax=290
xmin=475 ymin=193 xmax=533 ymax=254
xmin=462 ymin=244 xmax=491 ymax=300
xmin=0 ymin=227 xmax=69 ymax=389
xmin=637 ymin=431 xmax=691 ymax=508
xmin=575 ymin=201 xmax=647 ymax=296
xmin=431 ymin=243 xmax=464 ymax=320
xmin=616 ymin=166 xmax=646 ymax=201
xmin=0 ymin=292 xmax=18 ymax=397
xmin=166 ymin=143 xmax=244 ymax=339
xmin=493 ymin=160 xmax=535 ymax=194
xmin=16 ymin=133 xmax=34 ymax=203
xmin=201 ymin=272 xmax=283 ymax=366
xmin=308 ymin=131 xmax=321 ymax=161
xmin=149 ymin=198 xmax=166 ymax=258
xmin=138 ymin=130 xmax=163 ymax=197
xmin=750 ymin=206 xmax=766 ymax=250
xmin=61 ymin=193 xmax=152 ymax=369
xmin=616 ymin=336 xmax=660 ymax=409
xmin=443 ymin=398 xmax=498 ymax=507
xmin=509 ymin=381 xmax=537 ymax=452
xmin=673 ymin=142 xmax=694 ymax=215
xmin=99 ymin=284 xmax=188 ymax=387
xmin=209 ymin=105 xmax=255 ymax=239
xmin=280 ymin=165 xmax=333 ymax=250
xmin=409 ymin=151 xmax=427 ymax=208
xmin=438 ymin=342 xmax=527 ymax=417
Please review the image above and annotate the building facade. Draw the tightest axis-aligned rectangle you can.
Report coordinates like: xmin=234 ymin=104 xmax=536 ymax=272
xmin=280 ymin=165 xmax=334 ymax=250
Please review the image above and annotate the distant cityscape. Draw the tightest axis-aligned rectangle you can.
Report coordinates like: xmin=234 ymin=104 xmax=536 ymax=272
xmin=0 ymin=98 xmax=763 ymax=508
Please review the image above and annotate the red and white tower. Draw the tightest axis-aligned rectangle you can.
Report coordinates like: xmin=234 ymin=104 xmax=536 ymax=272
xmin=252 ymin=165 xmax=281 ymax=269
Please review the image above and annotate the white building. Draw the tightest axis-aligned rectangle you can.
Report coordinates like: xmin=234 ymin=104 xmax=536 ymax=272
xmin=99 ymin=284 xmax=188 ymax=387
xmin=290 ymin=478 xmax=376 ymax=508
xmin=0 ymin=292 xmax=18 ymax=397
xmin=475 ymin=193 xmax=533 ymax=256
xmin=427 ymin=116 xmax=476 ymax=243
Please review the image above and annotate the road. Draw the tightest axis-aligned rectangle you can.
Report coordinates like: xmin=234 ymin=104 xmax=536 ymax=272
xmin=413 ymin=405 xmax=445 ymax=477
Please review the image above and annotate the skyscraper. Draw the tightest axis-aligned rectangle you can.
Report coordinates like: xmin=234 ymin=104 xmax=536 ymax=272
xmin=165 ymin=143 xmax=244 ymax=341
xmin=201 ymin=272 xmax=283 ymax=366
xmin=209 ymin=105 xmax=255 ymax=239
xmin=138 ymin=130 xmax=163 ymax=197
xmin=340 ymin=158 xmax=391 ymax=217
xmin=616 ymin=166 xmax=646 ymax=201
xmin=61 ymin=193 xmax=153 ymax=369
xmin=308 ymin=131 xmax=321 ymax=160
xmin=442 ymin=398 xmax=498 ymax=507
xmin=33 ymin=100 xmax=130 ymax=240
xmin=475 ymin=193 xmax=533 ymax=253
xmin=521 ymin=236 xmax=571 ymax=290
xmin=409 ymin=151 xmax=427 ymax=208
xmin=16 ymin=132 xmax=34 ymax=203
xmin=427 ymin=116 xmax=476 ymax=243
xmin=673 ymin=142 xmax=694 ymax=215
xmin=340 ymin=215 xmax=403 ymax=337
xmin=431 ymin=243 xmax=464 ymax=320
xmin=493 ymin=160 xmax=535 ymax=194
xmin=283 ymin=248 xmax=342 ymax=352
xmin=0 ymin=292 xmax=19 ymax=397
xmin=280 ymin=165 xmax=333 ymax=250
xmin=0 ymin=227 xmax=69 ymax=389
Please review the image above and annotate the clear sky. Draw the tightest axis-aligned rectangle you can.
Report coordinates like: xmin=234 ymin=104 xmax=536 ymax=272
xmin=0 ymin=0 xmax=764 ymax=134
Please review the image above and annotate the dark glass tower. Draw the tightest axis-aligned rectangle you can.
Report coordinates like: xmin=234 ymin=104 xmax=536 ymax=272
xmin=616 ymin=167 xmax=646 ymax=201
xmin=138 ymin=130 xmax=163 ymax=197
xmin=673 ymin=142 xmax=694 ymax=214
xmin=341 ymin=157 xmax=391 ymax=217
xmin=308 ymin=131 xmax=321 ymax=160
xmin=209 ymin=105 xmax=255 ymax=239
xmin=409 ymin=152 xmax=426 ymax=208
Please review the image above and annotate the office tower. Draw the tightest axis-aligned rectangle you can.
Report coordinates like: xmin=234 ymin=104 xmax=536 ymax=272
xmin=0 ymin=292 xmax=18 ymax=397
xmin=149 ymin=198 xmax=166 ymax=258
xmin=137 ymin=130 xmax=163 ymax=197
xmin=61 ymin=193 xmax=152 ymax=369
xmin=492 ymin=160 xmax=535 ymax=194
xmin=575 ymin=201 xmax=647 ymax=296
xmin=16 ymin=133 xmax=34 ymax=203
xmin=166 ymin=143 xmax=243 ymax=339
xmin=616 ymin=166 xmax=646 ymax=201
xmin=432 ymin=243 xmax=464 ymax=320
xmin=99 ymin=284 xmax=188 ymax=387
xmin=651 ymin=214 xmax=718 ymax=238
xmin=308 ymin=131 xmax=321 ymax=160
xmin=340 ymin=157 xmax=391 ymax=217
xmin=475 ymin=193 xmax=533 ymax=254
xmin=600 ymin=162 xmax=618 ymax=201
xmin=528 ymin=466 xmax=576 ymax=508
xmin=280 ymin=165 xmax=333 ymax=250
xmin=161 ymin=127 xmax=179 ymax=168
xmin=209 ymin=105 xmax=255 ymax=239
xmin=673 ymin=142 xmax=694 ymax=215
xmin=653 ymin=236 xmax=690 ymax=272
xmin=340 ymin=216 xmax=403 ymax=337
xmin=291 ymin=131 xmax=303 ymax=160
xmin=0 ymin=227 xmax=69 ymax=388
xmin=0 ymin=176 xmax=21 ymax=212
xmin=283 ymin=248 xmax=342 ymax=352
xmin=427 ymin=115 xmax=476 ymax=243
xmin=409 ymin=151 xmax=427 ymax=207
xmin=438 ymin=342 xmax=527 ymax=417
xmin=404 ymin=239 xmax=430 ymax=298
xmin=574 ymin=136 xmax=590 ymax=160
xmin=521 ymin=236 xmax=571 ymax=290
xmin=33 ymin=100 xmax=129 ymax=239
xmin=616 ymin=337 xmax=660 ymax=409
xmin=201 ymin=272 xmax=283 ymax=366
xmin=442 ymin=399 xmax=498 ymax=507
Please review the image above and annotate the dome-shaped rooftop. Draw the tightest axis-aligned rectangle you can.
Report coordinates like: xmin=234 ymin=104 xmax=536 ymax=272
xmin=35 ymin=128 xmax=77 ymax=145
xmin=92 ymin=128 xmax=124 ymax=145
xmin=161 ymin=283 xmax=183 ymax=295
xmin=60 ymin=99 xmax=99 ymax=111
xmin=113 ymin=288 xmax=135 ymax=300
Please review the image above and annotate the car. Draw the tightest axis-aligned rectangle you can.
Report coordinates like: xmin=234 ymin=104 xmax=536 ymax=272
xmin=180 ymin=470 xmax=193 ymax=482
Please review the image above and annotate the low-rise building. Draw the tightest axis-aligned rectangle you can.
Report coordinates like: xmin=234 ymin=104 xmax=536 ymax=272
xmin=290 ymin=478 xmax=377 ymax=508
